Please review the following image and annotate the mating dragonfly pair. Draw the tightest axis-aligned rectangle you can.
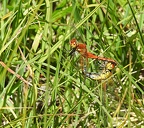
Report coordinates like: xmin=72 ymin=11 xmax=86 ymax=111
xmin=69 ymin=39 xmax=117 ymax=80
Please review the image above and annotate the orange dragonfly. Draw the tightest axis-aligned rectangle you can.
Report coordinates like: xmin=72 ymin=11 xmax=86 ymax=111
xmin=69 ymin=39 xmax=116 ymax=63
xmin=69 ymin=38 xmax=116 ymax=80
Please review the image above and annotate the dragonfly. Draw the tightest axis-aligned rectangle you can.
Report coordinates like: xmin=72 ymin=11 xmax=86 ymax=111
xmin=83 ymin=62 xmax=115 ymax=80
xmin=69 ymin=38 xmax=116 ymax=80
xmin=69 ymin=39 xmax=116 ymax=64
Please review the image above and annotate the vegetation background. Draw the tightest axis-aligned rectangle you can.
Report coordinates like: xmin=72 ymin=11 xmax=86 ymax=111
xmin=0 ymin=0 xmax=144 ymax=127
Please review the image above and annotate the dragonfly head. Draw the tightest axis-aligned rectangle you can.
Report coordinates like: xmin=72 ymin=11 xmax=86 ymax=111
xmin=70 ymin=39 xmax=78 ymax=48
xmin=106 ymin=62 xmax=116 ymax=70
xmin=69 ymin=39 xmax=78 ymax=56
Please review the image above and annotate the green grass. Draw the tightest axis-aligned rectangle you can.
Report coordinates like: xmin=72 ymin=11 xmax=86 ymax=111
xmin=0 ymin=0 xmax=144 ymax=127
